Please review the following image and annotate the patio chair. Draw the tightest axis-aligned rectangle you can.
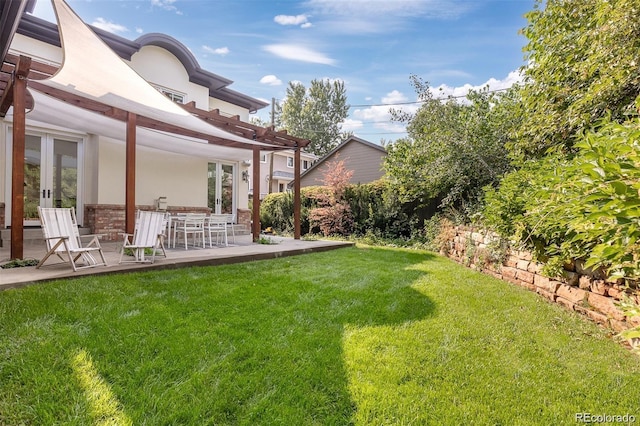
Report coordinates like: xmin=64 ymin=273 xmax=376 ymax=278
xmin=173 ymin=213 xmax=207 ymax=249
xmin=119 ymin=210 xmax=167 ymax=263
xmin=206 ymin=214 xmax=228 ymax=247
xmin=223 ymin=213 xmax=236 ymax=244
xmin=36 ymin=207 xmax=107 ymax=272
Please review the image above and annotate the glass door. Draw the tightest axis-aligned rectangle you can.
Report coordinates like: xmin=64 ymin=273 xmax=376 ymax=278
xmin=11 ymin=132 xmax=80 ymax=226
xmin=207 ymin=162 xmax=235 ymax=215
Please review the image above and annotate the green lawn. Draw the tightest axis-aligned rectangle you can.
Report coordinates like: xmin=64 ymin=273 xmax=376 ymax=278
xmin=1 ymin=246 xmax=639 ymax=425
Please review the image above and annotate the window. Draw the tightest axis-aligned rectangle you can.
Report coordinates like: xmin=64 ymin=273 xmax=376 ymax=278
xmin=278 ymin=183 xmax=285 ymax=192
xmin=261 ymin=154 xmax=267 ymax=163
xmin=303 ymin=160 xmax=309 ymax=170
xmin=287 ymin=157 xmax=294 ymax=168
xmin=152 ymin=84 xmax=186 ymax=104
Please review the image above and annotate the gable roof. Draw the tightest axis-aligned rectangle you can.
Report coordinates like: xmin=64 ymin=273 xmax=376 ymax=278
xmin=297 ymin=135 xmax=386 ymax=181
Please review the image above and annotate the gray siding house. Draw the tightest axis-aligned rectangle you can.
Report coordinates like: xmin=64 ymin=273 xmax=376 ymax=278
xmin=297 ymin=136 xmax=387 ymax=187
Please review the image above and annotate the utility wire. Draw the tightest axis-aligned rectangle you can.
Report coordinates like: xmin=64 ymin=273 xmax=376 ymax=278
xmin=273 ymin=87 xmax=509 ymax=109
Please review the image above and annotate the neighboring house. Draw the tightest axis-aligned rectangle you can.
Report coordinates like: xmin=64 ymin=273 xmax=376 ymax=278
xmin=250 ymin=150 xmax=318 ymax=199
xmin=0 ymin=1 xmax=307 ymax=254
xmin=297 ymin=136 xmax=387 ymax=187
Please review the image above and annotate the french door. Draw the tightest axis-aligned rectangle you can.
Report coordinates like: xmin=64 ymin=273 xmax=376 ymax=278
xmin=12 ymin=132 xmax=82 ymax=226
xmin=207 ymin=162 xmax=235 ymax=215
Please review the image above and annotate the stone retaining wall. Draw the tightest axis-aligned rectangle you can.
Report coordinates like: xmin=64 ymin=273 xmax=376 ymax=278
xmin=442 ymin=226 xmax=640 ymax=334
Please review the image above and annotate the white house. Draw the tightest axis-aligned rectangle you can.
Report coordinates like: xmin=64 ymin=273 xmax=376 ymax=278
xmin=0 ymin=0 xmax=308 ymax=257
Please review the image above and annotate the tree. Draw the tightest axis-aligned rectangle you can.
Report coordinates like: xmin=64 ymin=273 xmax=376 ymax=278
xmin=308 ymin=158 xmax=354 ymax=236
xmin=384 ymin=76 xmax=517 ymax=217
xmin=276 ymin=79 xmax=351 ymax=157
xmin=513 ymin=0 xmax=640 ymax=160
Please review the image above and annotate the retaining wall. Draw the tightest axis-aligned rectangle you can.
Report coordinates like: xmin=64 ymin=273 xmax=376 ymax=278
xmin=442 ymin=226 xmax=640 ymax=334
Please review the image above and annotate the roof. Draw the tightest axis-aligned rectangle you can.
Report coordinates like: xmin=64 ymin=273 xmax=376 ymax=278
xmin=1 ymin=0 xmax=308 ymax=157
xmin=297 ymin=135 xmax=386 ymax=181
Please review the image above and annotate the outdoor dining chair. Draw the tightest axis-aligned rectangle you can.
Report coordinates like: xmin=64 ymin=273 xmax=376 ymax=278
xmin=173 ymin=213 xmax=207 ymax=249
xmin=206 ymin=214 xmax=228 ymax=247
xmin=36 ymin=206 xmax=107 ymax=272
xmin=119 ymin=210 xmax=167 ymax=263
xmin=223 ymin=213 xmax=236 ymax=244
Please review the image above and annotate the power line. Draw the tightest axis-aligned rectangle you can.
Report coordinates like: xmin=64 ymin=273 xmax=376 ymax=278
xmin=273 ymin=87 xmax=510 ymax=109
xmin=348 ymin=87 xmax=510 ymax=108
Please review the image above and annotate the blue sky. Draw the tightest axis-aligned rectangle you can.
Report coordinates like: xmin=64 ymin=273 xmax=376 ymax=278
xmin=33 ymin=0 xmax=534 ymax=143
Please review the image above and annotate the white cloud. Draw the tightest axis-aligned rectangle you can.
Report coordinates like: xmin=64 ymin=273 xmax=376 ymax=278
xmin=381 ymin=90 xmax=408 ymax=105
xmin=304 ymin=0 xmax=470 ymax=19
xmin=203 ymin=45 xmax=230 ymax=56
xmin=274 ymin=14 xmax=310 ymax=26
xmin=302 ymin=0 xmax=472 ymax=34
xmin=135 ymin=27 xmax=144 ymax=34
xmin=301 ymin=22 xmax=314 ymax=29
xmin=340 ymin=118 xmax=364 ymax=132
xmin=432 ymin=70 xmax=523 ymax=100
xmin=263 ymin=44 xmax=336 ymax=65
xmin=151 ymin=0 xmax=180 ymax=13
xmin=260 ymin=75 xmax=283 ymax=86
xmin=91 ymin=18 xmax=128 ymax=34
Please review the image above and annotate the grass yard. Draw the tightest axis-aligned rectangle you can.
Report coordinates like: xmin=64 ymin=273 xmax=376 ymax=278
xmin=1 ymin=245 xmax=639 ymax=425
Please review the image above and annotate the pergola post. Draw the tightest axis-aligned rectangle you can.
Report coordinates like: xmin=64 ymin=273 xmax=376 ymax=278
xmin=252 ymin=146 xmax=261 ymax=242
xmin=125 ymin=112 xmax=136 ymax=235
xmin=9 ymin=57 xmax=30 ymax=260
xmin=294 ymin=145 xmax=301 ymax=239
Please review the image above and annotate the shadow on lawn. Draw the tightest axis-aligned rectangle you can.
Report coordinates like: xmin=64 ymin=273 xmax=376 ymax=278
xmin=105 ymin=246 xmax=439 ymax=424
xmin=0 ymin=246 xmax=437 ymax=424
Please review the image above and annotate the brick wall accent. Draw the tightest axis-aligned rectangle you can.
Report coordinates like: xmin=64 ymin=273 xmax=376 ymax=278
xmin=441 ymin=226 xmax=640 ymax=335
xmin=84 ymin=204 xmax=211 ymax=241
xmin=237 ymin=208 xmax=251 ymax=231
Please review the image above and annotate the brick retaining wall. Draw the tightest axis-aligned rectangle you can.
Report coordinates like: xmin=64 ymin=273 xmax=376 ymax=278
xmin=442 ymin=226 xmax=640 ymax=334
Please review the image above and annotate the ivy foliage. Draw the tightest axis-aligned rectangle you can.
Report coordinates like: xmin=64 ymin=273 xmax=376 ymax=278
xmin=515 ymin=0 xmax=640 ymax=160
xmin=486 ymin=113 xmax=640 ymax=279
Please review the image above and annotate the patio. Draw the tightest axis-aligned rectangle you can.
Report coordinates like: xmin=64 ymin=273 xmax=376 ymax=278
xmin=0 ymin=234 xmax=353 ymax=289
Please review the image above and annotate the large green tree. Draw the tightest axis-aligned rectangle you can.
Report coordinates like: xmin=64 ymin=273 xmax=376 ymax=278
xmin=384 ymin=76 xmax=518 ymax=216
xmin=276 ymin=79 xmax=351 ymax=157
xmin=514 ymin=0 xmax=640 ymax=160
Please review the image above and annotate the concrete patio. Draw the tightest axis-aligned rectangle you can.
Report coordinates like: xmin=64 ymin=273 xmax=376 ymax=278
xmin=0 ymin=234 xmax=353 ymax=290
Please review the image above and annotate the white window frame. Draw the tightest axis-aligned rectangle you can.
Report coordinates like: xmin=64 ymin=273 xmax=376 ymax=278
xmin=152 ymin=84 xmax=186 ymax=104
xmin=286 ymin=156 xmax=294 ymax=168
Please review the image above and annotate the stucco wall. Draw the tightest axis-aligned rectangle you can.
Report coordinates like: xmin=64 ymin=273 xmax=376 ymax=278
xmin=96 ymin=139 xmax=209 ymax=207
xmin=129 ymin=45 xmax=210 ymax=109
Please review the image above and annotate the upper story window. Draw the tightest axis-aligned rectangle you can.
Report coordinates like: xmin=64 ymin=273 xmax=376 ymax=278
xmin=152 ymin=84 xmax=186 ymax=104
xmin=287 ymin=156 xmax=294 ymax=168
xmin=261 ymin=154 xmax=267 ymax=163
xmin=302 ymin=160 xmax=309 ymax=170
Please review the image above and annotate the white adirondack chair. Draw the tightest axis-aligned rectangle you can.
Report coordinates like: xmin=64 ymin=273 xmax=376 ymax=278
xmin=119 ymin=210 xmax=167 ymax=263
xmin=37 ymin=207 xmax=107 ymax=272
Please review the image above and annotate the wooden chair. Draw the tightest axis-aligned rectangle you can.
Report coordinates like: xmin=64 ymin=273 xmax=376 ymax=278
xmin=37 ymin=207 xmax=107 ymax=272
xmin=119 ymin=210 xmax=167 ymax=263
